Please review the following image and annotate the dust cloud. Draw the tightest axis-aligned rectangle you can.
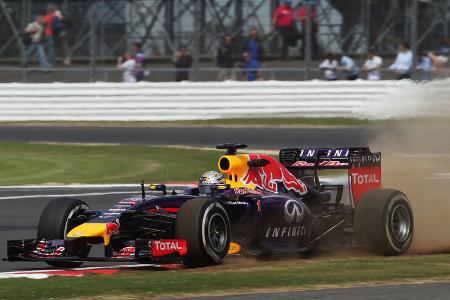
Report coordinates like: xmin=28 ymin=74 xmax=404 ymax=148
xmin=369 ymin=80 xmax=450 ymax=253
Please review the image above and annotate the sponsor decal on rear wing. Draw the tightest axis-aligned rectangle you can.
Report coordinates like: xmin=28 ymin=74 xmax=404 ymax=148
xmin=280 ymin=147 xmax=381 ymax=169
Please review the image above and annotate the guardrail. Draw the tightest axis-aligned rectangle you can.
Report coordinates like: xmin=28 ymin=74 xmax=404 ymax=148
xmin=0 ymin=80 xmax=448 ymax=121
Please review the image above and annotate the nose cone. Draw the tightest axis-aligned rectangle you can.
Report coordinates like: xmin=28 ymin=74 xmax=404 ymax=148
xmin=67 ymin=223 xmax=112 ymax=245
xmin=67 ymin=223 xmax=116 ymax=245
xmin=67 ymin=223 xmax=107 ymax=238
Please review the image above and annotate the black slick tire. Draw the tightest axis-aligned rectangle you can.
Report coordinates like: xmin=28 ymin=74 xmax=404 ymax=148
xmin=355 ymin=189 xmax=414 ymax=255
xmin=37 ymin=197 xmax=90 ymax=268
xmin=175 ymin=198 xmax=230 ymax=267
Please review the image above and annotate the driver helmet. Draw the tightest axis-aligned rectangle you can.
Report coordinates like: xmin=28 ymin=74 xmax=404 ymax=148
xmin=199 ymin=171 xmax=225 ymax=195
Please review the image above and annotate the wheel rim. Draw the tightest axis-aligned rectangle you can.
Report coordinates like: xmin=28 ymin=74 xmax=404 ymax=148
xmin=207 ymin=213 xmax=227 ymax=252
xmin=64 ymin=204 xmax=90 ymax=257
xmin=63 ymin=204 xmax=88 ymax=237
xmin=390 ymin=203 xmax=411 ymax=243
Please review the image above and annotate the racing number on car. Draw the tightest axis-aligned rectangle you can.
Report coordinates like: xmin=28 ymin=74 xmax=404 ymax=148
xmin=257 ymin=199 xmax=262 ymax=212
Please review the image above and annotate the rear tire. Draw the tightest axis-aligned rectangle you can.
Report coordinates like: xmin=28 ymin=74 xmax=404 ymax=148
xmin=37 ymin=197 xmax=90 ymax=268
xmin=355 ymin=189 xmax=414 ymax=255
xmin=175 ymin=199 xmax=230 ymax=267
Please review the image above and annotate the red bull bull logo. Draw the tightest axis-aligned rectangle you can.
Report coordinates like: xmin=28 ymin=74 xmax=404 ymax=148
xmin=242 ymin=154 xmax=308 ymax=195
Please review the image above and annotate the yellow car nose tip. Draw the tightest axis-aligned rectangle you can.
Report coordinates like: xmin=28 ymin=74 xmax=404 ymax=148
xmin=67 ymin=223 xmax=117 ymax=245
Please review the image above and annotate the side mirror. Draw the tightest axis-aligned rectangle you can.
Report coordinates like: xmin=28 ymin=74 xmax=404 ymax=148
xmin=149 ymin=184 xmax=167 ymax=196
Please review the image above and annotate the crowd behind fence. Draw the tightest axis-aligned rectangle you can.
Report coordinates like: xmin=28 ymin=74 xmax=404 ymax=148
xmin=0 ymin=0 xmax=449 ymax=82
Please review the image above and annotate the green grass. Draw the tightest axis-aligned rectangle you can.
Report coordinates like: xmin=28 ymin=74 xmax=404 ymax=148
xmin=0 ymin=142 xmax=222 ymax=185
xmin=0 ymin=117 xmax=375 ymax=127
xmin=0 ymin=255 xmax=449 ymax=299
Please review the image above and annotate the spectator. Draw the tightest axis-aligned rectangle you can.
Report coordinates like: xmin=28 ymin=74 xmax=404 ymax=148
xmin=133 ymin=42 xmax=146 ymax=82
xmin=53 ymin=7 xmax=71 ymax=66
xmin=216 ymin=35 xmax=235 ymax=80
xmin=336 ymin=54 xmax=359 ymax=80
xmin=298 ymin=3 xmax=319 ymax=58
xmin=21 ymin=15 xmax=50 ymax=72
xmin=416 ymin=51 xmax=433 ymax=81
xmin=389 ymin=42 xmax=413 ymax=80
xmin=362 ymin=49 xmax=383 ymax=80
xmin=43 ymin=4 xmax=59 ymax=66
xmin=428 ymin=37 xmax=450 ymax=70
xmin=173 ymin=45 xmax=193 ymax=82
xmin=117 ymin=52 xmax=136 ymax=83
xmin=318 ymin=53 xmax=338 ymax=80
xmin=437 ymin=37 xmax=450 ymax=56
xmin=272 ymin=0 xmax=297 ymax=60
xmin=243 ymin=27 xmax=264 ymax=62
xmin=241 ymin=51 xmax=262 ymax=81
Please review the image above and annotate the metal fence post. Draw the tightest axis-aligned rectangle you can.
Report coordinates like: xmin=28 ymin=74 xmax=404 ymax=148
xmin=235 ymin=0 xmax=243 ymax=43
xmin=164 ymin=0 xmax=175 ymax=55
xmin=192 ymin=0 xmax=202 ymax=81
xmin=304 ymin=2 xmax=312 ymax=81
xmin=443 ymin=0 xmax=449 ymax=39
xmin=365 ymin=0 xmax=371 ymax=51
xmin=89 ymin=0 xmax=98 ymax=82
xmin=410 ymin=0 xmax=418 ymax=77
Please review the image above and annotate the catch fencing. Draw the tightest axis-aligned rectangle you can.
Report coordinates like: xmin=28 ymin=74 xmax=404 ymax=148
xmin=0 ymin=80 xmax=448 ymax=121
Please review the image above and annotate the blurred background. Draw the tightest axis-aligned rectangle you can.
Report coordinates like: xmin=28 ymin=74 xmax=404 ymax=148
xmin=0 ymin=0 xmax=449 ymax=82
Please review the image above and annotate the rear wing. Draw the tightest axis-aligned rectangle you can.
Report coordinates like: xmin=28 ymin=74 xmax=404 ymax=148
xmin=279 ymin=147 xmax=381 ymax=207
xmin=279 ymin=147 xmax=380 ymax=170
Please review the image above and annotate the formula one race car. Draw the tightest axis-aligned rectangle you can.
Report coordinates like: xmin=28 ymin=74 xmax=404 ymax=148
xmin=5 ymin=144 xmax=414 ymax=268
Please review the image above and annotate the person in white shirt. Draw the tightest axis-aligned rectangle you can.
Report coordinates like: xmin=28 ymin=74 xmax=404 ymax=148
xmin=389 ymin=42 xmax=413 ymax=80
xmin=117 ymin=53 xmax=137 ymax=83
xmin=362 ymin=49 xmax=383 ymax=80
xmin=21 ymin=15 xmax=50 ymax=71
xmin=319 ymin=53 xmax=338 ymax=80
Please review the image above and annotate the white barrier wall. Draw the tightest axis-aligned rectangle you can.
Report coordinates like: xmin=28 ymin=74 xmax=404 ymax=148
xmin=0 ymin=80 xmax=447 ymax=121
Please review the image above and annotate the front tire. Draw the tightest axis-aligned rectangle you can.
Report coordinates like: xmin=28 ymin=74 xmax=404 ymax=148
xmin=175 ymin=199 xmax=230 ymax=267
xmin=37 ymin=197 xmax=90 ymax=268
xmin=355 ymin=189 xmax=414 ymax=255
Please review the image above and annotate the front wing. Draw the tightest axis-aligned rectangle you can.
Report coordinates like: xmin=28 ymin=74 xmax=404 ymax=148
xmin=4 ymin=238 xmax=187 ymax=263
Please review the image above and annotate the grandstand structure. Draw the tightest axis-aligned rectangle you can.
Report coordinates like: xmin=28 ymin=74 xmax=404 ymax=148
xmin=0 ymin=0 xmax=448 ymax=80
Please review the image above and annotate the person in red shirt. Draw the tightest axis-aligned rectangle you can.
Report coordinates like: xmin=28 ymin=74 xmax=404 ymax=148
xmin=272 ymin=0 xmax=298 ymax=60
xmin=43 ymin=5 xmax=56 ymax=66
xmin=297 ymin=3 xmax=319 ymax=58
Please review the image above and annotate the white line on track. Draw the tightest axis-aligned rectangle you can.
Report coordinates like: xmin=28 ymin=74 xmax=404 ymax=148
xmin=0 ymin=191 xmax=136 ymax=200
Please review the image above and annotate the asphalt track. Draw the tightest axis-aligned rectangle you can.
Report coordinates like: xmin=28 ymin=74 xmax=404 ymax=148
xmin=0 ymin=125 xmax=379 ymax=149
